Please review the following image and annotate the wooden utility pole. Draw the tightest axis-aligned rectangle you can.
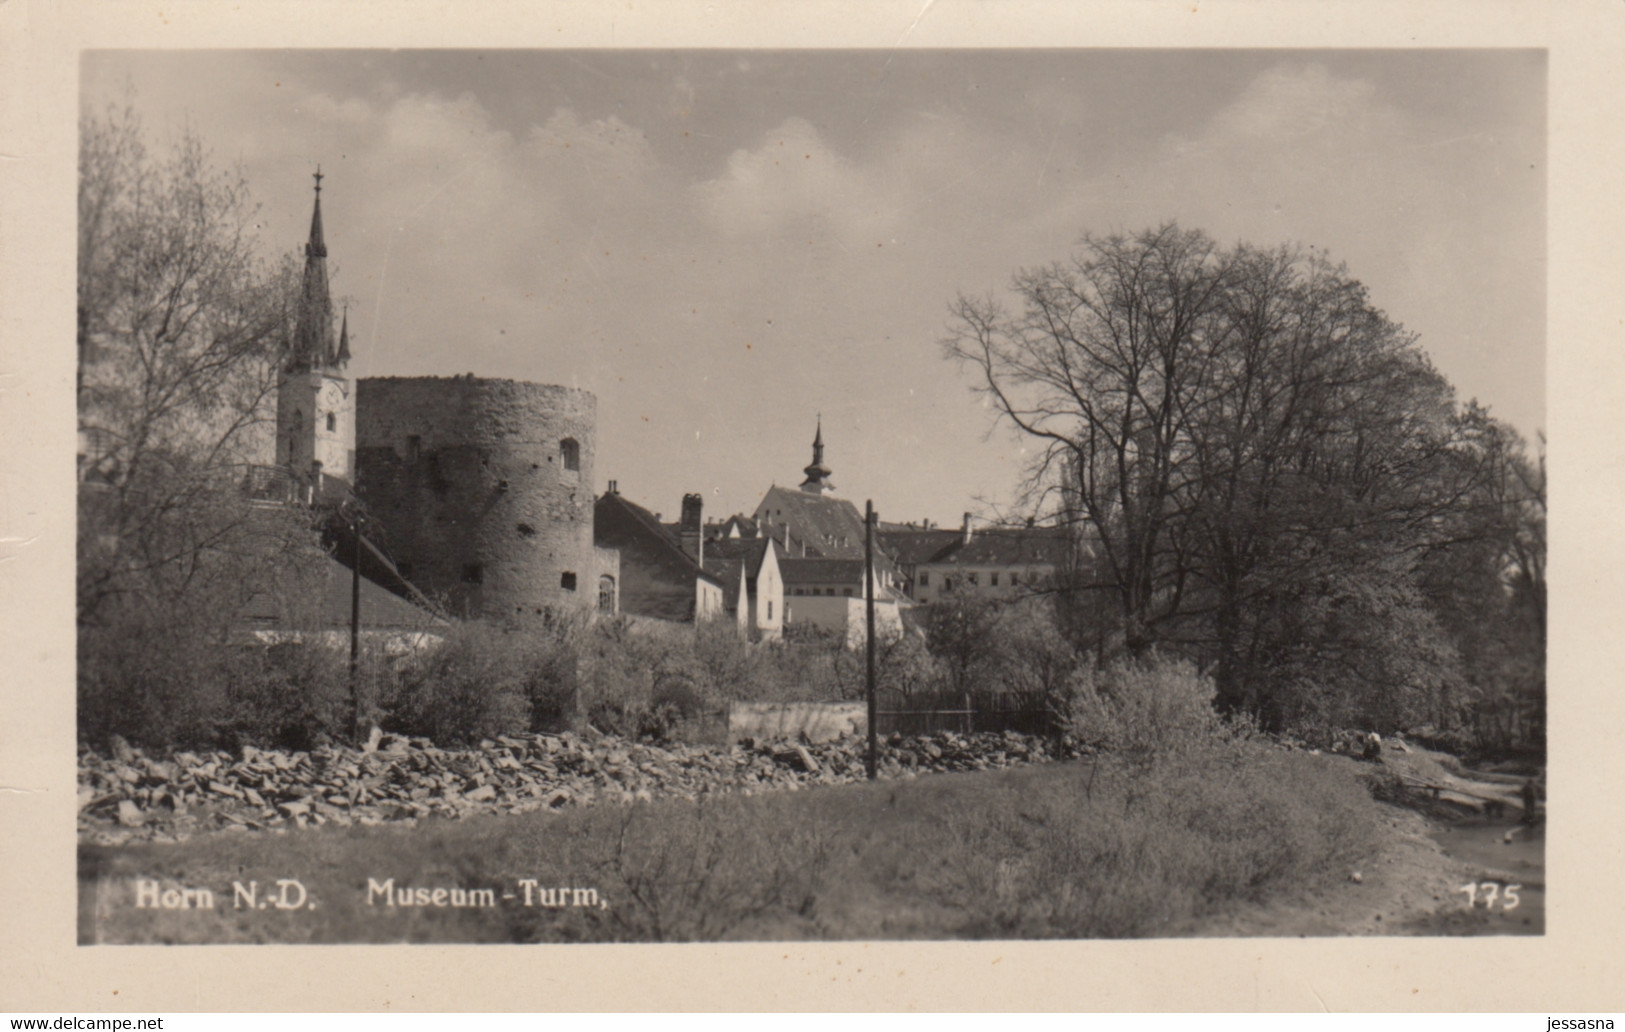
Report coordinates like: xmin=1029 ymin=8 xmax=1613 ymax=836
xmin=865 ymin=499 xmax=877 ymax=780
xmin=349 ymin=505 xmax=363 ymax=740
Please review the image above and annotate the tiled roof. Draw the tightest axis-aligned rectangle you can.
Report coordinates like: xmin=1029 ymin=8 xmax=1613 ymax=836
xmin=877 ymin=528 xmax=963 ymax=565
xmin=923 ymin=528 xmax=1073 ymax=567
xmin=707 ymin=514 xmax=758 ymax=540
xmin=779 ymin=557 xmax=867 ymax=583
xmin=754 ymin=485 xmax=868 ymax=559
xmin=595 ymin=491 xmax=723 ymax=587
xmin=703 ymin=535 xmax=774 ymax=578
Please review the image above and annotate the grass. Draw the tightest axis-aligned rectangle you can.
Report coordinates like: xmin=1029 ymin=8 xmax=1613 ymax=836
xmin=79 ymin=743 xmax=1378 ymax=943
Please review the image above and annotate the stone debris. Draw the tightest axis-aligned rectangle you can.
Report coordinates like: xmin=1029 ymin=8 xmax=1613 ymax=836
xmin=77 ymin=729 xmax=1084 ymax=845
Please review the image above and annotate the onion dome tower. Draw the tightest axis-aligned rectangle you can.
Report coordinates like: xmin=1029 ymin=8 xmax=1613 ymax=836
xmin=799 ymin=416 xmax=834 ymax=495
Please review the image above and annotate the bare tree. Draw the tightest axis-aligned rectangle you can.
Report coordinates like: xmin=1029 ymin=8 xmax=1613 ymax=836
xmin=77 ymin=103 xmax=325 ymax=746
xmin=947 ymin=225 xmax=1230 ymax=657
xmin=947 ymin=224 xmax=1531 ymax=735
xmin=77 ymin=103 xmax=307 ymax=626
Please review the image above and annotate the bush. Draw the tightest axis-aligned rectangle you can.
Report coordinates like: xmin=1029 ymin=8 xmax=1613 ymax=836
xmin=921 ymin=745 xmax=1375 ymax=938
xmin=576 ymin=620 xmax=720 ymax=741
xmin=78 ymin=616 xmax=233 ymax=751
xmin=381 ymin=622 xmax=540 ymax=744
xmin=222 ymin=640 xmax=352 ymax=750
xmin=1067 ymin=655 xmax=1234 ymax=764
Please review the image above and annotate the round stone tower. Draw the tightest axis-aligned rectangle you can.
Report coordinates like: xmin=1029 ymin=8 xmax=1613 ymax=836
xmin=353 ymin=377 xmax=597 ymax=622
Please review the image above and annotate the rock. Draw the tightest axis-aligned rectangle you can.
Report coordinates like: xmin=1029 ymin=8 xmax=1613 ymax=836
xmin=1350 ymin=871 xmax=1364 ymax=884
xmin=116 ymin=800 xmax=145 ymax=827
xmin=791 ymin=744 xmax=821 ymax=774
xmin=80 ymin=725 xmax=1072 ymax=842
xmin=110 ymin=735 xmax=135 ymax=765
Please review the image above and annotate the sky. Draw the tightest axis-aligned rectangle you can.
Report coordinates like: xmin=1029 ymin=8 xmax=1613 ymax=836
xmin=82 ymin=49 xmax=1546 ymax=527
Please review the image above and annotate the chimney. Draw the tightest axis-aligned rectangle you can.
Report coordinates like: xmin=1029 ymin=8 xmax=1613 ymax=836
xmin=607 ymin=479 xmax=618 ymax=495
xmin=680 ymin=493 xmax=704 ymax=564
xmin=962 ymin=512 xmax=974 ymax=546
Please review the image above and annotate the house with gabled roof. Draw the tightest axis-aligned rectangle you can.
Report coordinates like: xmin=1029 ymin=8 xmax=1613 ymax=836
xmin=735 ymin=421 xmax=905 ymax=645
xmin=889 ymin=513 xmax=1076 ymax=605
xmin=593 ymin=484 xmax=726 ymax=625
xmin=703 ymin=534 xmax=784 ymax=641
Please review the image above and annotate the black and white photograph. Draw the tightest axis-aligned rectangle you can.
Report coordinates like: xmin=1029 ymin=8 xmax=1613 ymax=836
xmin=7 ymin=0 xmax=1625 ymax=1012
xmin=67 ymin=46 xmax=1552 ymax=947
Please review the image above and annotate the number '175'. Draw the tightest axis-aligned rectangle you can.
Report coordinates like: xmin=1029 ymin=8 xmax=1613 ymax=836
xmin=1459 ymin=882 xmax=1521 ymax=910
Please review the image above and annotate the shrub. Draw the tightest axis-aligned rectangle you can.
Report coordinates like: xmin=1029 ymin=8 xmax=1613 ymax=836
xmin=381 ymin=622 xmax=537 ymax=744
xmin=78 ymin=616 xmax=233 ymax=750
xmin=920 ymin=746 xmax=1375 ymax=938
xmin=576 ymin=620 xmax=720 ymax=741
xmin=1067 ymin=655 xmax=1232 ymax=764
xmin=221 ymin=640 xmax=352 ymax=750
xmin=833 ymin=629 xmax=946 ymax=701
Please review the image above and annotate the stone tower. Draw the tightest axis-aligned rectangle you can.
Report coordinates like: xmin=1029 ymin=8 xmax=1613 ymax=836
xmin=353 ymin=377 xmax=601 ymax=621
xmin=799 ymin=416 xmax=833 ymax=495
xmin=276 ymin=169 xmax=355 ymax=501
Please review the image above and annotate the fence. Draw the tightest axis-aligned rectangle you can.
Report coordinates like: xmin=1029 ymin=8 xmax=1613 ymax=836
xmin=875 ymin=689 xmax=1057 ymax=736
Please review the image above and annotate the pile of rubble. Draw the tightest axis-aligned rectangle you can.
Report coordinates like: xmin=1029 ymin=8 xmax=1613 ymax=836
xmin=78 ymin=728 xmax=1083 ymax=844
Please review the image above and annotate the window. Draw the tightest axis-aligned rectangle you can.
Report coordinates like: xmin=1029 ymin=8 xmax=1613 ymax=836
xmin=766 ymin=601 xmax=773 ymax=620
xmin=560 ymin=438 xmax=580 ymax=472
xmin=406 ymin=435 xmax=422 ymax=461
xmin=990 ymin=572 xmax=999 ymax=587
xmin=968 ymin=572 xmax=979 ymax=587
xmin=918 ymin=572 xmax=929 ymax=587
xmin=598 ymin=575 xmax=616 ymax=613
xmin=560 ymin=571 xmax=577 ymax=591
xmin=1010 ymin=572 xmax=1020 ymax=586
xmin=462 ymin=563 xmax=484 ymax=584
xmin=326 ymin=412 xmax=336 ymax=432
xmin=843 ymin=587 xmax=854 ymax=597
xmin=943 ymin=577 xmax=954 ymax=592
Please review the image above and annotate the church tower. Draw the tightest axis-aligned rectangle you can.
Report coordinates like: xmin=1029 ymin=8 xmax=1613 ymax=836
xmin=276 ymin=169 xmax=355 ymax=501
xmin=799 ymin=416 xmax=834 ymax=495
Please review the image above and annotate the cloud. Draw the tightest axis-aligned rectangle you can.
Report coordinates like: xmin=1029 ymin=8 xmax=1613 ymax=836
xmin=298 ymin=92 xmax=373 ymax=125
xmin=697 ymin=117 xmax=892 ymax=244
xmin=383 ymin=91 xmax=512 ymax=154
xmin=1200 ymin=64 xmax=1382 ymax=144
xmin=524 ymin=108 xmax=659 ymax=190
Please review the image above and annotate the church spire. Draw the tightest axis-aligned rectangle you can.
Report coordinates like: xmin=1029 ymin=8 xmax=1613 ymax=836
xmin=334 ymin=304 xmax=352 ymax=368
xmin=287 ymin=168 xmax=335 ymax=372
xmin=800 ymin=415 xmax=834 ymax=495
xmin=307 ymin=166 xmax=327 ymax=258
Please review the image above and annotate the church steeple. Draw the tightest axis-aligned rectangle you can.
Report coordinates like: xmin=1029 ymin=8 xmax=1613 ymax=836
xmin=307 ymin=167 xmax=327 ymax=258
xmin=334 ymin=305 xmax=351 ymax=368
xmin=800 ymin=415 xmax=834 ymax=494
xmin=288 ymin=168 xmax=336 ymax=372
xmin=276 ymin=167 xmax=356 ymax=498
